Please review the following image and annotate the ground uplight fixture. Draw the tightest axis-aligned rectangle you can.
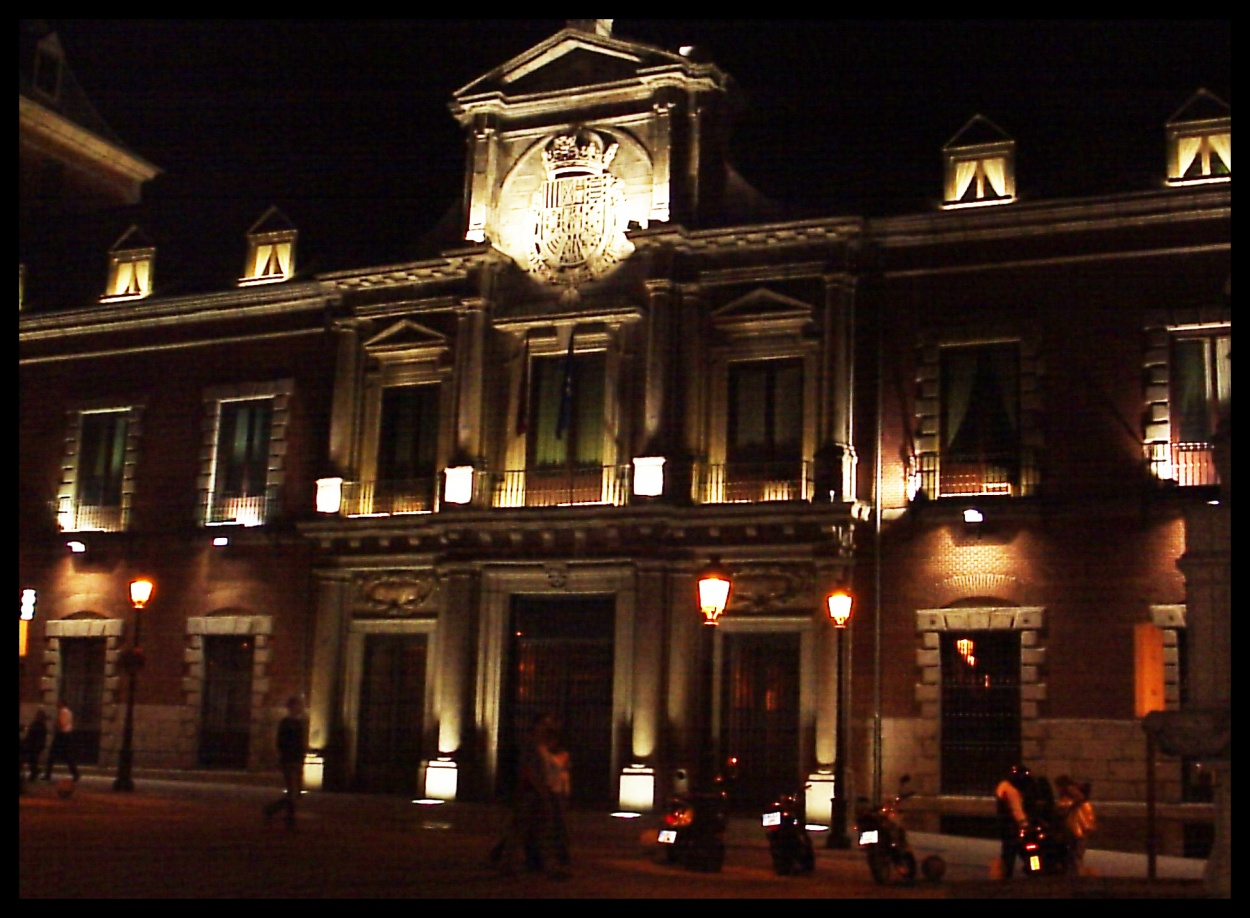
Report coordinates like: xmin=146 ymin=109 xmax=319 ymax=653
xmin=963 ymin=508 xmax=984 ymax=524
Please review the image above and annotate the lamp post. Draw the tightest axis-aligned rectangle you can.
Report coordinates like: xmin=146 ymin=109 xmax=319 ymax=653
xmin=826 ymin=588 xmax=853 ymax=848
xmin=113 ymin=578 xmax=153 ymax=792
xmin=696 ymin=560 xmax=732 ymax=789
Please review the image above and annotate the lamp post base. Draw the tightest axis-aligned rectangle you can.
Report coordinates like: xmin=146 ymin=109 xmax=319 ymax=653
xmin=113 ymin=750 xmax=135 ymax=792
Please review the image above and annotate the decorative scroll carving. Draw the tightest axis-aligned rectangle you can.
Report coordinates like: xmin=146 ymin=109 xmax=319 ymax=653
xmin=730 ymin=565 xmax=808 ymax=613
xmin=356 ymin=573 xmax=440 ymax=617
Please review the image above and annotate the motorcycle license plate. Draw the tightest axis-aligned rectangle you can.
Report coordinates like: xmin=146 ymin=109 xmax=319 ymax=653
xmin=657 ymin=829 xmax=677 ymax=844
xmin=858 ymin=829 xmax=879 ymax=846
xmin=762 ymin=811 xmax=781 ymax=827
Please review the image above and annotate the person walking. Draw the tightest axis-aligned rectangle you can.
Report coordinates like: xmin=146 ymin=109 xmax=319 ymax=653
xmin=489 ymin=711 xmax=561 ymax=876
xmin=263 ymin=695 xmax=308 ymax=829
xmin=994 ymin=764 xmax=1030 ymax=878
xmin=43 ymin=700 xmax=79 ymax=782
xmin=1055 ymin=775 xmax=1097 ymax=874
xmin=22 ymin=709 xmax=49 ymax=783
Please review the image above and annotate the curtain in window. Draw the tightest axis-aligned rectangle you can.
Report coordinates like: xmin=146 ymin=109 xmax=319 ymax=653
xmin=941 ymin=344 xmax=1019 ymax=457
xmin=953 ymin=160 xmax=977 ymax=200
xmin=133 ymin=258 xmax=150 ymax=296
xmin=251 ymin=241 xmax=293 ymax=278
xmin=982 ymin=157 xmax=1007 ymax=197
xmin=218 ymin=400 xmax=272 ymax=496
xmin=530 ymin=352 xmax=604 ymax=467
xmin=378 ymin=385 xmax=439 ymax=481
xmin=1208 ymin=132 xmax=1231 ymax=173
xmin=77 ymin=412 xmax=128 ymax=506
xmin=941 ymin=349 xmax=977 ymax=451
xmin=110 ymin=261 xmax=135 ymax=296
xmin=1175 ymin=135 xmax=1202 ymax=178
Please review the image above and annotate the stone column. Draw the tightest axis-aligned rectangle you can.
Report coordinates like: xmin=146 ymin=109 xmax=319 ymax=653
xmin=435 ymin=567 xmax=480 ymax=792
xmin=308 ymin=572 xmax=351 ymax=790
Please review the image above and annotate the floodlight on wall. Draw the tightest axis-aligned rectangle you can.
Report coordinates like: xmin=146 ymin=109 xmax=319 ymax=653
xmin=212 ymin=536 xmax=230 ymax=547
xmin=963 ymin=508 xmax=984 ymax=524
xmin=315 ymin=477 xmax=343 ymax=514
xmin=67 ymin=541 xmax=87 ymax=554
xmin=443 ymin=466 xmax=475 ymax=505
xmin=424 ymin=756 xmax=458 ymax=801
xmin=632 ymin=456 xmax=666 ymax=497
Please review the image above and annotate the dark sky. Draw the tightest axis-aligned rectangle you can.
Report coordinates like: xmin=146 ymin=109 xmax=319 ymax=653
xmin=34 ymin=19 xmax=1232 ymax=295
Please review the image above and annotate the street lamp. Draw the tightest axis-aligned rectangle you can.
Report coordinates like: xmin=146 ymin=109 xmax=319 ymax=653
xmin=695 ymin=560 xmax=732 ymax=790
xmin=114 ymin=577 xmax=153 ymax=792
xmin=826 ymin=588 xmax=853 ymax=848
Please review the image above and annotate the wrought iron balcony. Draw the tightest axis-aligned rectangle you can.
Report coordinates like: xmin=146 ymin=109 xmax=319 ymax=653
xmin=336 ymin=478 xmax=438 ymax=517
xmin=695 ymin=460 xmax=814 ymax=504
xmin=490 ymin=465 xmax=633 ymax=508
xmin=1146 ymin=441 xmax=1221 ymax=489
xmin=206 ymin=493 xmax=274 ymax=527
xmin=55 ymin=498 xmax=126 ymax=533
xmin=914 ymin=450 xmax=1039 ymax=501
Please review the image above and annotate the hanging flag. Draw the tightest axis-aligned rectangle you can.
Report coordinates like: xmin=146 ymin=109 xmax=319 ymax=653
xmin=515 ymin=333 xmax=530 ymax=437
xmin=554 ymin=326 xmax=576 ymax=441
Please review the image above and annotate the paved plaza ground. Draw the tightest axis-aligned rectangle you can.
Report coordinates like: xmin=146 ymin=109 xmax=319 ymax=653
xmin=19 ymin=772 xmax=1209 ymax=899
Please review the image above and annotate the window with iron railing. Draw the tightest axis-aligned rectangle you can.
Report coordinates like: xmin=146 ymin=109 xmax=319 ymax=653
xmin=713 ymin=358 xmax=806 ymax=503
xmin=917 ymin=342 xmax=1036 ymax=500
xmin=1157 ymin=330 xmax=1229 ymax=489
xmin=57 ymin=406 xmax=142 ymax=533
xmin=208 ymin=398 xmax=273 ymax=527
xmin=524 ymin=350 xmax=606 ymax=507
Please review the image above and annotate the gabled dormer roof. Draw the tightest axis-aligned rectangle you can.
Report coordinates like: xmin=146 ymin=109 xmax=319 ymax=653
xmin=1167 ymin=88 xmax=1231 ymax=127
xmin=247 ymin=205 xmax=297 ymax=237
xmin=110 ymin=225 xmax=155 ymax=254
xmin=944 ymin=114 xmax=1013 ymax=152
xmin=450 ymin=21 xmax=725 ymax=120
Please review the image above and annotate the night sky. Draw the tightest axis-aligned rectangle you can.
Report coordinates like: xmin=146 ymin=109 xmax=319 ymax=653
xmin=27 ymin=19 xmax=1231 ymax=300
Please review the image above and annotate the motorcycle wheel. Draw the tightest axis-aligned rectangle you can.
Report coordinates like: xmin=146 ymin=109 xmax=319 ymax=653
xmin=771 ymin=848 xmax=794 ymax=876
xmin=796 ymin=834 xmax=815 ymax=875
xmin=867 ymin=845 xmax=892 ymax=884
xmin=894 ymin=851 xmax=917 ymax=882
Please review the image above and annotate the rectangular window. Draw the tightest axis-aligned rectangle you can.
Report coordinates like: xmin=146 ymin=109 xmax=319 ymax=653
xmin=1169 ymin=330 xmax=1229 ymax=487
xmin=940 ymin=631 xmax=1021 ymax=795
xmin=529 ymin=351 xmax=605 ymax=468
xmin=938 ymin=343 xmax=1021 ymax=497
xmin=723 ymin=359 xmax=804 ymax=502
xmin=76 ymin=411 xmax=128 ymax=509
xmin=374 ymin=384 xmax=440 ymax=513
xmin=209 ymin=398 xmax=273 ymax=526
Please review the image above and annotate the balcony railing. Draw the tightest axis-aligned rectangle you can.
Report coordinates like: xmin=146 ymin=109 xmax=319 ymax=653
xmin=696 ymin=460 xmax=814 ymax=504
xmin=206 ymin=493 xmax=274 ymax=527
xmin=1146 ymin=441 xmax=1221 ymax=489
xmin=55 ymin=499 xmax=126 ymax=533
xmin=915 ymin=450 xmax=1039 ymax=500
xmin=338 ymin=478 xmax=438 ymax=517
xmin=490 ymin=465 xmax=632 ymax=508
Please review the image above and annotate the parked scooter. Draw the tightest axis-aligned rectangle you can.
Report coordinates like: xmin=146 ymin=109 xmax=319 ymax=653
xmin=762 ymin=787 xmax=815 ymax=875
xmin=655 ymin=758 xmax=738 ymax=872
xmin=855 ymin=775 xmax=921 ymax=884
xmin=1018 ymin=774 xmax=1071 ymax=876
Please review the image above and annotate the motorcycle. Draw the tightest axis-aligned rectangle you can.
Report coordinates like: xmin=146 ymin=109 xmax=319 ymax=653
xmin=762 ymin=787 xmax=815 ymax=876
xmin=855 ymin=775 xmax=918 ymax=884
xmin=654 ymin=758 xmax=738 ymax=873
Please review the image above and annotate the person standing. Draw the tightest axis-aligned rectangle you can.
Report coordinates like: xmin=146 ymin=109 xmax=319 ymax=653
xmin=1055 ymin=775 xmax=1097 ymax=874
xmin=43 ymin=700 xmax=79 ymax=782
xmin=22 ymin=709 xmax=49 ymax=783
xmin=994 ymin=764 xmax=1030 ymax=878
xmin=263 ymin=696 xmax=308 ymax=829
xmin=539 ymin=718 xmax=572 ymax=876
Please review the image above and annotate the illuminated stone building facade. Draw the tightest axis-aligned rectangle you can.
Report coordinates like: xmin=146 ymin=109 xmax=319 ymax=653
xmin=19 ymin=22 xmax=1228 ymax=858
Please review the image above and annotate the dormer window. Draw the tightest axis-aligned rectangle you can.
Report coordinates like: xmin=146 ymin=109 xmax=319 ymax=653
xmin=239 ymin=206 xmax=297 ymax=287
xmin=1166 ymin=90 xmax=1231 ymax=186
xmin=100 ymin=226 xmax=155 ymax=303
xmin=942 ymin=115 xmax=1017 ymax=210
xmin=32 ymin=33 xmax=65 ymax=103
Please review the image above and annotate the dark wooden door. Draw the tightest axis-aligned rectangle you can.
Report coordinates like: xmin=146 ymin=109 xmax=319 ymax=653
xmin=60 ymin=637 xmax=106 ymax=764
xmin=720 ymin=631 xmax=801 ymax=812
xmin=356 ymin=633 xmax=427 ymax=795
xmin=501 ymin=596 xmax=615 ymax=807
xmin=198 ymin=635 xmax=254 ymax=767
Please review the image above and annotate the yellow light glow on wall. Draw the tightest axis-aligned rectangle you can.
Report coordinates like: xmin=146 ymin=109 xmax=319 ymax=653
xmin=632 ymin=456 xmax=665 ymax=497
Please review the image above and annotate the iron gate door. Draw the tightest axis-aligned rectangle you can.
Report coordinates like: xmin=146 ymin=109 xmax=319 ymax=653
xmin=356 ymin=633 xmax=427 ymax=795
xmin=502 ymin=596 xmax=614 ymax=807
xmin=198 ymin=635 xmax=254 ymax=767
xmin=59 ymin=637 xmax=105 ymax=764
xmin=940 ymin=630 xmax=1021 ymax=794
xmin=720 ymin=631 xmax=801 ymax=812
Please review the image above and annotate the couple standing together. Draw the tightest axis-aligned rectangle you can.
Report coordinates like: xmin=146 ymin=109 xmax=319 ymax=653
xmin=492 ymin=711 xmax=572 ymax=877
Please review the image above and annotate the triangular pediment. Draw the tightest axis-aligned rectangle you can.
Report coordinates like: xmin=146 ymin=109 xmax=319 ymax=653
xmin=944 ymin=114 xmax=1013 ymax=152
xmin=1167 ymin=88 xmax=1230 ymax=127
xmin=363 ymin=319 xmax=449 ymax=354
xmin=454 ymin=28 xmax=689 ymax=105
xmin=714 ymin=288 xmax=814 ymax=323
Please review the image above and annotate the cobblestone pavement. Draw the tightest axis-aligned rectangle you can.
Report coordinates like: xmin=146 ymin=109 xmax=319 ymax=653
xmin=19 ymin=773 xmax=1210 ymax=899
